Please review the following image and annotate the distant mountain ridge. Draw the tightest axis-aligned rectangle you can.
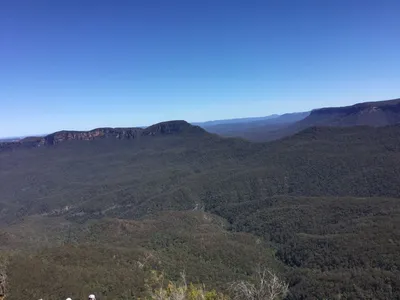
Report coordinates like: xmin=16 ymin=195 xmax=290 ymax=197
xmin=3 ymin=97 xmax=400 ymax=148
xmin=198 ymin=111 xmax=310 ymax=139
xmin=202 ymin=98 xmax=400 ymax=142
xmin=193 ymin=114 xmax=281 ymax=127
xmin=303 ymin=98 xmax=400 ymax=127
xmin=261 ymin=97 xmax=400 ymax=142
xmin=3 ymin=104 xmax=400 ymax=298
xmin=0 ymin=120 xmax=203 ymax=152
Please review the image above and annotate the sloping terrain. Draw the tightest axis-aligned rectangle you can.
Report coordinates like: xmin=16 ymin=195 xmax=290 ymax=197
xmin=301 ymin=98 xmax=400 ymax=127
xmin=3 ymin=124 xmax=400 ymax=225
xmin=206 ymin=98 xmax=400 ymax=142
xmin=0 ymin=120 xmax=202 ymax=152
xmin=215 ymin=195 xmax=400 ymax=299
xmin=0 ymin=126 xmax=255 ymax=224
xmin=199 ymin=112 xmax=309 ymax=140
xmin=2 ymin=121 xmax=400 ymax=298
xmin=1 ymin=211 xmax=279 ymax=300
xmin=193 ymin=114 xmax=280 ymax=127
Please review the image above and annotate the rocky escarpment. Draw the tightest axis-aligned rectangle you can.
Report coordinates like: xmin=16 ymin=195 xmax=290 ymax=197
xmin=265 ymin=98 xmax=400 ymax=141
xmin=229 ymin=98 xmax=400 ymax=142
xmin=0 ymin=121 xmax=205 ymax=152
xmin=302 ymin=98 xmax=400 ymax=127
xmin=41 ymin=127 xmax=143 ymax=145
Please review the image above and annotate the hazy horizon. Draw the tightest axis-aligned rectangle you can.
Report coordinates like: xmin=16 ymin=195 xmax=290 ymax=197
xmin=2 ymin=0 xmax=400 ymax=137
xmin=3 ymin=96 xmax=400 ymax=139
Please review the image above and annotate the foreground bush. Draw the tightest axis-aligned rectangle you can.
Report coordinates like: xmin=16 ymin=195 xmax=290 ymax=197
xmin=230 ymin=268 xmax=288 ymax=300
xmin=142 ymin=270 xmax=229 ymax=300
xmin=143 ymin=267 xmax=288 ymax=300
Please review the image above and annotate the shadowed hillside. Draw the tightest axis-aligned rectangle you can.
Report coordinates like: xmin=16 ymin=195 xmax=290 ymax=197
xmin=3 ymin=124 xmax=400 ymax=224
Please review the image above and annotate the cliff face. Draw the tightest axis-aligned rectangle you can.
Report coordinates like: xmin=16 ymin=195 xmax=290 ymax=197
xmin=303 ymin=98 xmax=400 ymax=127
xmin=0 ymin=121 xmax=205 ymax=152
xmin=227 ymin=98 xmax=400 ymax=142
xmin=41 ymin=127 xmax=143 ymax=145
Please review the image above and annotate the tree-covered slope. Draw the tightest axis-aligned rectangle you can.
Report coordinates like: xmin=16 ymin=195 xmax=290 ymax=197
xmin=2 ymin=123 xmax=400 ymax=299
xmin=1 ymin=211 xmax=279 ymax=300
xmin=3 ymin=124 xmax=400 ymax=224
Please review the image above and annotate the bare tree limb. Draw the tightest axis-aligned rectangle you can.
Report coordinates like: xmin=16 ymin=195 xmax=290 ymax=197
xmin=230 ymin=267 xmax=288 ymax=300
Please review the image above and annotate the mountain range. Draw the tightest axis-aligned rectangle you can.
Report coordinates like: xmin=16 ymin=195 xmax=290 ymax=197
xmin=3 ymin=98 xmax=400 ymax=146
xmin=1 ymin=97 xmax=400 ymax=299
xmin=0 ymin=120 xmax=203 ymax=152
xmin=197 ymin=98 xmax=400 ymax=142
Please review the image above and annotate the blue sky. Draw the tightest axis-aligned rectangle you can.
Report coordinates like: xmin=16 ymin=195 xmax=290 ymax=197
xmin=1 ymin=0 xmax=399 ymax=137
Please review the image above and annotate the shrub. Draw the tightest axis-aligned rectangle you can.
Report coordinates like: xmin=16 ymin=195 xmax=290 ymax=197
xmin=229 ymin=267 xmax=288 ymax=300
xmin=142 ymin=270 xmax=229 ymax=300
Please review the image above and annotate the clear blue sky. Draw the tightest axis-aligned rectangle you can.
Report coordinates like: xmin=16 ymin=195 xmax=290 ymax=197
xmin=1 ymin=0 xmax=399 ymax=137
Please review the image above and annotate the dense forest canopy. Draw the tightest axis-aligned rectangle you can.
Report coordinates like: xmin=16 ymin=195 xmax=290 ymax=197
xmin=1 ymin=117 xmax=400 ymax=299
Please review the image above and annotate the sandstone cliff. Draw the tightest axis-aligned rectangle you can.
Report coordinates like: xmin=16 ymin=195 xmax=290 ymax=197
xmin=0 ymin=121 xmax=204 ymax=152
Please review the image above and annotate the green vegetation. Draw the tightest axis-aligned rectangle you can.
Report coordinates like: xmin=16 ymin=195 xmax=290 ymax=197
xmin=141 ymin=267 xmax=288 ymax=300
xmin=1 ymin=123 xmax=400 ymax=298
xmin=2 ymin=211 xmax=281 ymax=299
xmin=215 ymin=196 xmax=400 ymax=299
xmin=142 ymin=270 xmax=229 ymax=300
